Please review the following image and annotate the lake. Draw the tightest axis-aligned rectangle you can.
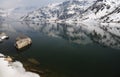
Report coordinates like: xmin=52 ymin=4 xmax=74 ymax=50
xmin=0 ymin=21 xmax=120 ymax=77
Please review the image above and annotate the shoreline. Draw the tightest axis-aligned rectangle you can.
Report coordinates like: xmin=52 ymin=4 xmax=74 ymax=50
xmin=0 ymin=53 xmax=40 ymax=77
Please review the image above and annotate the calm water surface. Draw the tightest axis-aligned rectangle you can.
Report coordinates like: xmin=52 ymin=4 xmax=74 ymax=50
xmin=0 ymin=21 xmax=120 ymax=77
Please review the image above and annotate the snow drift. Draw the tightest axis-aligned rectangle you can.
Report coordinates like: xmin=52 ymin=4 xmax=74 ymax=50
xmin=0 ymin=53 xmax=40 ymax=77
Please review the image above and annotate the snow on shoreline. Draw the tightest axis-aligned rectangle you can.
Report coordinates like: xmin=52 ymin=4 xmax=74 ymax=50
xmin=0 ymin=53 xmax=40 ymax=77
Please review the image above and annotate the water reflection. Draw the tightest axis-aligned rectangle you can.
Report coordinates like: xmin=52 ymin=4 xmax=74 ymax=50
xmin=1 ymin=21 xmax=120 ymax=77
xmin=0 ymin=21 xmax=120 ymax=50
xmin=21 ymin=21 xmax=120 ymax=49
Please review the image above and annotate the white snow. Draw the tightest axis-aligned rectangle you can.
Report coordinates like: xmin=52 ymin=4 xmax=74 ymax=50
xmin=67 ymin=10 xmax=75 ymax=14
xmin=0 ymin=53 xmax=40 ymax=77
xmin=22 ymin=0 xmax=97 ymax=22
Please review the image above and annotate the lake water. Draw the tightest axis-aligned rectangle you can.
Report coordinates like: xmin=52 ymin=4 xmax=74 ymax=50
xmin=0 ymin=21 xmax=120 ymax=77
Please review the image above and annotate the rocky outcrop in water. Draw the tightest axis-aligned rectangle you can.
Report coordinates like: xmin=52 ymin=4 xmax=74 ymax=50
xmin=0 ymin=32 xmax=9 ymax=42
xmin=15 ymin=36 xmax=32 ymax=49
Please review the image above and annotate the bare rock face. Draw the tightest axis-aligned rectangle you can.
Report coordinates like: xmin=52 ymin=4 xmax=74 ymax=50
xmin=15 ymin=36 xmax=32 ymax=49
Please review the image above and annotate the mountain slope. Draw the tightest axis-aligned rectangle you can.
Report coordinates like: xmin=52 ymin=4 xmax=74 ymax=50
xmin=100 ymin=6 xmax=120 ymax=22
xmin=80 ymin=0 xmax=120 ymax=21
xmin=21 ymin=0 xmax=96 ymax=21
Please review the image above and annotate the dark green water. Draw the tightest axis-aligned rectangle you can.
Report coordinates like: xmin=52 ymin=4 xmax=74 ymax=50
xmin=0 ymin=21 xmax=120 ymax=77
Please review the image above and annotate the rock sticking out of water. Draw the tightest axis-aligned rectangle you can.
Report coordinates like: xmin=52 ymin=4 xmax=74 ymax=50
xmin=28 ymin=58 xmax=40 ymax=65
xmin=0 ymin=32 xmax=9 ymax=42
xmin=29 ymin=68 xmax=45 ymax=75
xmin=15 ymin=35 xmax=32 ymax=49
xmin=23 ymin=60 xmax=45 ymax=76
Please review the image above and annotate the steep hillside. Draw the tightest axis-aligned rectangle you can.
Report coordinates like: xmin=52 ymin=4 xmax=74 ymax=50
xmin=21 ymin=0 xmax=96 ymax=21
xmin=21 ymin=0 xmax=120 ymax=23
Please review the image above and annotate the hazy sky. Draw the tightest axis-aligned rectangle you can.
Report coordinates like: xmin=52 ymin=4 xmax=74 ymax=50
xmin=0 ymin=0 xmax=66 ymax=9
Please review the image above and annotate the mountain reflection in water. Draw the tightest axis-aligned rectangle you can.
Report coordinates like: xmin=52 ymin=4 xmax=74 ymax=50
xmin=0 ymin=21 xmax=120 ymax=77
xmin=20 ymin=21 xmax=120 ymax=49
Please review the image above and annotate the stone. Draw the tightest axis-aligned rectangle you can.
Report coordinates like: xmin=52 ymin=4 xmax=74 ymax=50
xmin=15 ymin=36 xmax=32 ymax=49
xmin=29 ymin=69 xmax=45 ymax=75
xmin=4 ymin=56 xmax=13 ymax=62
xmin=28 ymin=58 xmax=40 ymax=65
xmin=0 ymin=32 xmax=9 ymax=42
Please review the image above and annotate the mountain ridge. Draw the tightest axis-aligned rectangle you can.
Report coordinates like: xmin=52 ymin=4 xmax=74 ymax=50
xmin=9 ymin=0 xmax=120 ymax=23
xmin=21 ymin=0 xmax=96 ymax=22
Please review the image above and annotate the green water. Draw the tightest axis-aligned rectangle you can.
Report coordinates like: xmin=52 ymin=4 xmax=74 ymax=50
xmin=0 ymin=21 xmax=120 ymax=77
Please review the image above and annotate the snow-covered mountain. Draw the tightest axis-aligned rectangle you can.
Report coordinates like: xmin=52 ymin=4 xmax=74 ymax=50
xmin=21 ymin=0 xmax=96 ymax=21
xmin=21 ymin=0 xmax=120 ymax=23
xmin=82 ymin=0 xmax=120 ymax=22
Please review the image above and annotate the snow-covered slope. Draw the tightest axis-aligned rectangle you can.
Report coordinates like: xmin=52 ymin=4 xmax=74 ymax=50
xmin=81 ymin=0 xmax=120 ymax=22
xmin=100 ymin=6 xmax=120 ymax=23
xmin=21 ymin=0 xmax=96 ymax=21
xmin=21 ymin=0 xmax=120 ymax=23
xmin=82 ymin=0 xmax=120 ymax=18
xmin=0 ymin=53 xmax=40 ymax=77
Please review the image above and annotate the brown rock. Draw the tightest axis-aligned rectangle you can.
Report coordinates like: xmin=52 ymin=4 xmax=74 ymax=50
xmin=28 ymin=58 xmax=40 ymax=65
xmin=15 ymin=36 xmax=32 ymax=49
xmin=4 ymin=56 xmax=13 ymax=62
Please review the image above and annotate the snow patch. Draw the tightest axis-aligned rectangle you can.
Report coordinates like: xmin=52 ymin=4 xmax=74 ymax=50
xmin=0 ymin=53 xmax=40 ymax=77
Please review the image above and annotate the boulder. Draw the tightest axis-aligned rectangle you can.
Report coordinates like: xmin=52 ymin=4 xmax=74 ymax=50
xmin=0 ymin=32 xmax=9 ymax=42
xmin=4 ymin=56 xmax=13 ymax=62
xmin=15 ymin=36 xmax=32 ymax=49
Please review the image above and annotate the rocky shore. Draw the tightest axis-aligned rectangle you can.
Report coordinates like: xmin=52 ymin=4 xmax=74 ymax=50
xmin=0 ymin=53 xmax=40 ymax=77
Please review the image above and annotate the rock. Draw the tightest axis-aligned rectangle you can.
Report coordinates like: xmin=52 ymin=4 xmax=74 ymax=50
xmin=28 ymin=58 xmax=40 ymax=65
xmin=4 ymin=56 xmax=13 ymax=62
xmin=0 ymin=32 xmax=9 ymax=42
xmin=29 ymin=69 xmax=45 ymax=75
xmin=0 ymin=55 xmax=13 ymax=62
xmin=15 ymin=36 xmax=32 ymax=49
